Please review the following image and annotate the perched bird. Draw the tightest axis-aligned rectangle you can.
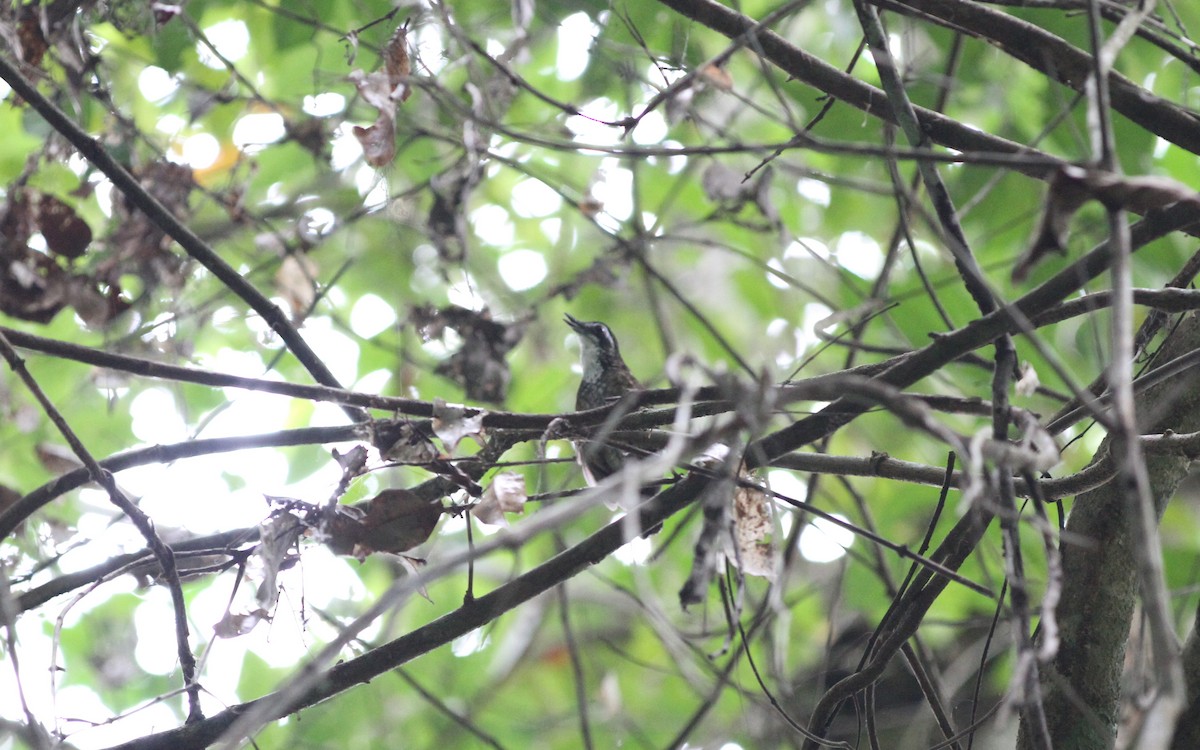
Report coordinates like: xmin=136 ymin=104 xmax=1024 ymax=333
xmin=565 ymin=314 xmax=640 ymax=485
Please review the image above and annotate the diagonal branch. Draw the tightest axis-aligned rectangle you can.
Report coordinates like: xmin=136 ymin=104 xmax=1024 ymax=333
xmin=105 ymin=474 xmax=712 ymax=750
xmin=0 ymin=49 xmax=368 ymax=424
xmin=0 ymin=331 xmax=204 ymax=723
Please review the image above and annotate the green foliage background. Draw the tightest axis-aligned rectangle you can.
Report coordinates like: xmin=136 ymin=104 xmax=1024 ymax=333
xmin=2 ymin=0 xmax=1200 ymax=748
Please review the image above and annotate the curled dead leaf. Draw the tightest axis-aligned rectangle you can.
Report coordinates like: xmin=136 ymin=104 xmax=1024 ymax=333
xmin=35 ymin=193 xmax=92 ymax=259
xmin=375 ymin=420 xmax=441 ymax=464
xmin=1015 ymin=165 xmax=1200 ymax=282
xmin=348 ymin=22 xmax=412 ymax=168
xmin=352 ymin=121 xmax=397 ymax=168
xmin=383 ymin=23 xmax=412 ymax=103
xmin=257 ymin=509 xmax=304 ymax=610
xmin=213 ymin=609 xmax=269 ymax=638
xmin=728 ymin=482 xmax=777 ymax=580
xmin=325 ymin=489 xmax=442 ymax=560
xmin=474 ymin=472 xmax=527 ymax=525
xmin=432 ymin=398 xmax=487 ymax=454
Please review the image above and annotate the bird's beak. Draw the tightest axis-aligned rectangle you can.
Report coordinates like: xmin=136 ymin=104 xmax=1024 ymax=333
xmin=564 ymin=313 xmax=583 ymax=332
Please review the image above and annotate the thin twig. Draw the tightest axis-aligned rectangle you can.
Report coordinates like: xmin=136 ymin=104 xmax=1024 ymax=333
xmin=0 ymin=52 xmax=367 ymax=424
xmin=0 ymin=331 xmax=204 ymax=722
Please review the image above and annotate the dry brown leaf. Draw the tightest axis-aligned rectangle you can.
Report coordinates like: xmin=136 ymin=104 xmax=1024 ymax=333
xmin=383 ymin=24 xmax=412 ymax=103
xmin=578 ymin=196 xmax=603 ymax=217
xmin=474 ymin=472 xmax=527 ymax=525
xmin=36 ymin=193 xmax=92 ymax=259
xmin=213 ymin=609 xmax=268 ymax=638
xmin=432 ymin=398 xmax=487 ymax=454
xmin=352 ymin=121 xmax=397 ymax=168
xmin=728 ymin=482 xmax=777 ymax=580
xmin=275 ymin=253 xmax=318 ymax=320
xmin=697 ymin=63 xmax=733 ymax=92
xmin=1015 ymin=165 xmax=1200 ymax=282
xmin=256 ymin=510 xmax=303 ymax=610
xmin=326 ymin=489 xmax=442 ymax=560
xmin=348 ymin=22 xmax=413 ymax=168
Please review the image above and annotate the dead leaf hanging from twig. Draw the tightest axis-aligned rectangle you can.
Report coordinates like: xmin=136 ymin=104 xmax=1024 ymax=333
xmin=1014 ymin=165 xmax=1200 ymax=282
xmin=473 ymin=472 xmax=527 ymax=525
xmin=432 ymin=398 xmax=487 ymax=454
xmin=349 ymin=21 xmax=413 ymax=167
xmin=727 ymin=483 xmax=777 ymax=580
xmin=324 ymin=489 xmax=443 ymax=560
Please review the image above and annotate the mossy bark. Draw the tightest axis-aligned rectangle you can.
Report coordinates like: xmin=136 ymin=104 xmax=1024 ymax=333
xmin=1019 ymin=314 xmax=1200 ymax=750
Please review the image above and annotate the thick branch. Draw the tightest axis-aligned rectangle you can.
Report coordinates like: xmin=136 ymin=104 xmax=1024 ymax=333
xmin=873 ymin=0 xmax=1200 ymax=156
xmin=1021 ymin=313 xmax=1200 ymax=749
xmin=105 ymin=475 xmax=709 ymax=750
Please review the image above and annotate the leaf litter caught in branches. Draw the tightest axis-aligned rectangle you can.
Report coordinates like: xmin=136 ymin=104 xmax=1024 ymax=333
xmin=373 ymin=419 xmax=441 ymax=464
xmin=370 ymin=416 xmax=484 ymax=496
xmin=473 ymin=471 xmax=527 ymax=525
xmin=213 ymin=499 xmax=304 ymax=639
xmin=1014 ymin=165 xmax=1200 ymax=281
xmin=323 ymin=488 xmax=443 ymax=561
xmin=349 ymin=20 xmax=412 ymax=167
xmin=431 ymin=398 xmax=487 ymax=454
xmin=412 ymin=305 xmax=527 ymax=403
xmin=728 ymin=481 xmax=777 ymax=580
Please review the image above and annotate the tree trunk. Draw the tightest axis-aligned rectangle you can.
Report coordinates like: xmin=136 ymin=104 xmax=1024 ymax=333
xmin=1020 ymin=313 xmax=1200 ymax=749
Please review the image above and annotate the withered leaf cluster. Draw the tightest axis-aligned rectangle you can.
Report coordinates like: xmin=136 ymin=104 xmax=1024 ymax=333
xmin=411 ymin=305 xmax=527 ymax=403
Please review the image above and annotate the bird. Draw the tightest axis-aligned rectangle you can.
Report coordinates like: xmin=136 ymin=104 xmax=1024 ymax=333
xmin=565 ymin=314 xmax=641 ymax=485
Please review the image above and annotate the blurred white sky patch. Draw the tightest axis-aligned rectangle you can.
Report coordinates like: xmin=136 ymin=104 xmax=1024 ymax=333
xmin=799 ymin=514 xmax=854 ymax=563
xmin=177 ymin=133 xmax=220 ymax=169
xmin=472 ymin=203 xmax=514 ymax=246
xmin=796 ymin=177 xmax=832 ymax=206
xmin=767 ymin=469 xmax=808 ymax=505
xmin=556 ymin=12 xmax=598 ymax=82
xmin=566 ymin=98 xmax=621 ymax=144
xmin=130 ymin=388 xmax=186 ymax=444
xmin=303 ymin=92 xmax=345 ymax=117
xmin=350 ymin=293 xmax=397 ymax=339
xmin=453 ymin=627 xmax=491 ymax=657
xmin=137 ymin=66 xmax=178 ymax=102
xmin=632 ymin=110 xmax=668 ymax=145
xmin=834 ymin=231 xmax=885 ymax=279
xmin=511 ymin=178 xmax=563 ymax=218
xmin=232 ymin=112 xmax=286 ymax=153
xmin=498 ymin=249 xmax=548 ymax=291
xmin=593 ymin=158 xmax=634 ymax=221
xmin=614 ymin=530 xmax=652 ymax=565
xmin=299 ymin=317 xmax=361 ymax=386
xmin=197 ymin=19 xmax=249 ymax=69
xmin=331 ymin=122 xmax=363 ymax=170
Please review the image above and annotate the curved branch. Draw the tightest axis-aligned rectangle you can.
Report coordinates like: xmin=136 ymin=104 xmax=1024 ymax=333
xmin=751 ymin=200 xmax=1200 ymax=463
xmin=656 ymin=0 xmax=1055 ymax=178
xmin=105 ymin=475 xmax=710 ymax=750
xmin=770 ymin=449 xmax=1117 ymax=499
xmin=0 ymin=426 xmax=356 ymax=540
xmin=875 ymin=0 xmax=1200 ymax=155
